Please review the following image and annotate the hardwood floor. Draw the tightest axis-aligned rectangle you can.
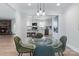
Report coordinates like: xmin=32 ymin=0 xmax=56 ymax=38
xmin=0 ymin=35 xmax=79 ymax=56
xmin=0 ymin=35 xmax=17 ymax=56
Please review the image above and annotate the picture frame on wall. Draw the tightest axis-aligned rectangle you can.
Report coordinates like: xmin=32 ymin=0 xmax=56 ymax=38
xmin=32 ymin=27 xmax=38 ymax=30
xmin=32 ymin=23 xmax=37 ymax=26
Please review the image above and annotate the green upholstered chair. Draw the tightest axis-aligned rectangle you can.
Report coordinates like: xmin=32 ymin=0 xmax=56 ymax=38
xmin=14 ymin=36 xmax=34 ymax=56
xmin=55 ymin=36 xmax=67 ymax=56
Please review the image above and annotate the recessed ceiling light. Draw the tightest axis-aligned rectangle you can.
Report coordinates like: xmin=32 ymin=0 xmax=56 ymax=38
xmin=56 ymin=3 xmax=60 ymax=6
xmin=28 ymin=3 xmax=31 ymax=6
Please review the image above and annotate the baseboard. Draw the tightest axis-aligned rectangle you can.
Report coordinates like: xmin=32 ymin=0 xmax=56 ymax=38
xmin=67 ymin=44 xmax=79 ymax=53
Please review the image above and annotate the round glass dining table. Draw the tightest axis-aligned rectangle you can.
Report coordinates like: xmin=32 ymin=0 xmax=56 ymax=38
xmin=20 ymin=38 xmax=62 ymax=49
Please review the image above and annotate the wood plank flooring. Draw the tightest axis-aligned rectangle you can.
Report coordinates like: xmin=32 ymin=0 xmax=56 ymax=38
xmin=0 ymin=35 xmax=79 ymax=56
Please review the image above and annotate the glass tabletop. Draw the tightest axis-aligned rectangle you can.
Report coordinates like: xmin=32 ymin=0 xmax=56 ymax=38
xmin=31 ymin=38 xmax=62 ymax=48
xmin=20 ymin=37 xmax=62 ymax=49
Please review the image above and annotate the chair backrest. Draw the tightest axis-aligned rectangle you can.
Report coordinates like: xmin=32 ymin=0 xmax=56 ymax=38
xmin=14 ymin=36 xmax=21 ymax=51
xmin=33 ymin=46 xmax=55 ymax=56
xmin=60 ymin=36 xmax=67 ymax=51
xmin=14 ymin=36 xmax=21 ymax=44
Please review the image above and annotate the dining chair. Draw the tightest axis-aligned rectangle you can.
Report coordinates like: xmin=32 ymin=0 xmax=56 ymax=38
xmin=14 ymin=36 xmax=34 ymax=56
xmin=55 ymin=36 xmax=67 ymax=56
xmin=33 ymin=46 xmax=55 ymax=56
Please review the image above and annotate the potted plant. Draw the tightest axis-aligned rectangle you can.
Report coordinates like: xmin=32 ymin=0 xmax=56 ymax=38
xmin=35 ymin=33 xmax=43 ymax=38
xmin=32 ymin=33 xmax=43 ymax=43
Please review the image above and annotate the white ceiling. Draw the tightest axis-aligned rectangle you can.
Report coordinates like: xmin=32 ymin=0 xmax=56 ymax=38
xmin=9 ymin=3 xmax=73 ymax=15
xmin=0 ymin=3 xmax=75 ymax=19
xmin=0 ymin=3 xmax=15 ymax=19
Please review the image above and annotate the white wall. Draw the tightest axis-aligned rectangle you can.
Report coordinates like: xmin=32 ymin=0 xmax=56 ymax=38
xmin=52 ymin=14 xmax=66 ymax=40
xmin=15 ymin=12 xmax=30 ymax=44
xmin=15 ymin=11 xmax=21 ymax=36
xmin=64 ymin=4 xmax=79 ymax=52
xmin=11 ymin=19 xmax=15 ymax=34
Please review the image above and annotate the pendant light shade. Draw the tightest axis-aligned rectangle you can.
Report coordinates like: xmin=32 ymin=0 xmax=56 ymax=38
xmin=36 ymin=3 xmax=46 ymax=16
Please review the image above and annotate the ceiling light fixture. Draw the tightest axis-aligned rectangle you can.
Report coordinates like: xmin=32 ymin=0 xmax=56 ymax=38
xmin=57 ymin=3 xmax=60 ymax=6
xmin=36 ymin=3 xmax=46 ymax=16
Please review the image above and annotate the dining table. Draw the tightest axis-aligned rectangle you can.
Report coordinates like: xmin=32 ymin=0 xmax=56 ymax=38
xmin=20 ymin=38 xmax=62 ymax=49
xmin=20 ymin=38 xmax=62 ymax=56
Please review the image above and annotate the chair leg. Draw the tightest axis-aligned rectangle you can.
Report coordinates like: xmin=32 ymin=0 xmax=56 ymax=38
xmin=32 ymin=50 xmax=34 ymax=56
xmin=18 ymin=53 xmax=23 ymax=56
xmin=30 ymin=51 xmax=31 ymax=56
xmin=62 ymin=53 xmax=64 ymax=56
xmin=60 ymin=50 xmax=64 ymax=56
xmin=61 ymin=52 xmax=64 ymax=56
xmin=18 ymin=53 xmax=20 ymax=56
xmin=58 ymin=51 xmax=61 ymax=56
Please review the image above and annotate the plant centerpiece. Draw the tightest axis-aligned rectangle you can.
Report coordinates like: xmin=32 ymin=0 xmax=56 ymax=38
xmin=33 ymin=33 xmax=43 ymax=42
xmin=35 ymin=33 xmax=43 ymax=38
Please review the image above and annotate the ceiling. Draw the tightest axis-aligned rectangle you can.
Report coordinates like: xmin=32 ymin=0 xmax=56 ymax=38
xmin=0 ymin=3 xmax=75 ymax=19
xmin=0 ymin=3 xmax=15 ymax=19
xmin=9 ymin=3 xmax=73 ymax=15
